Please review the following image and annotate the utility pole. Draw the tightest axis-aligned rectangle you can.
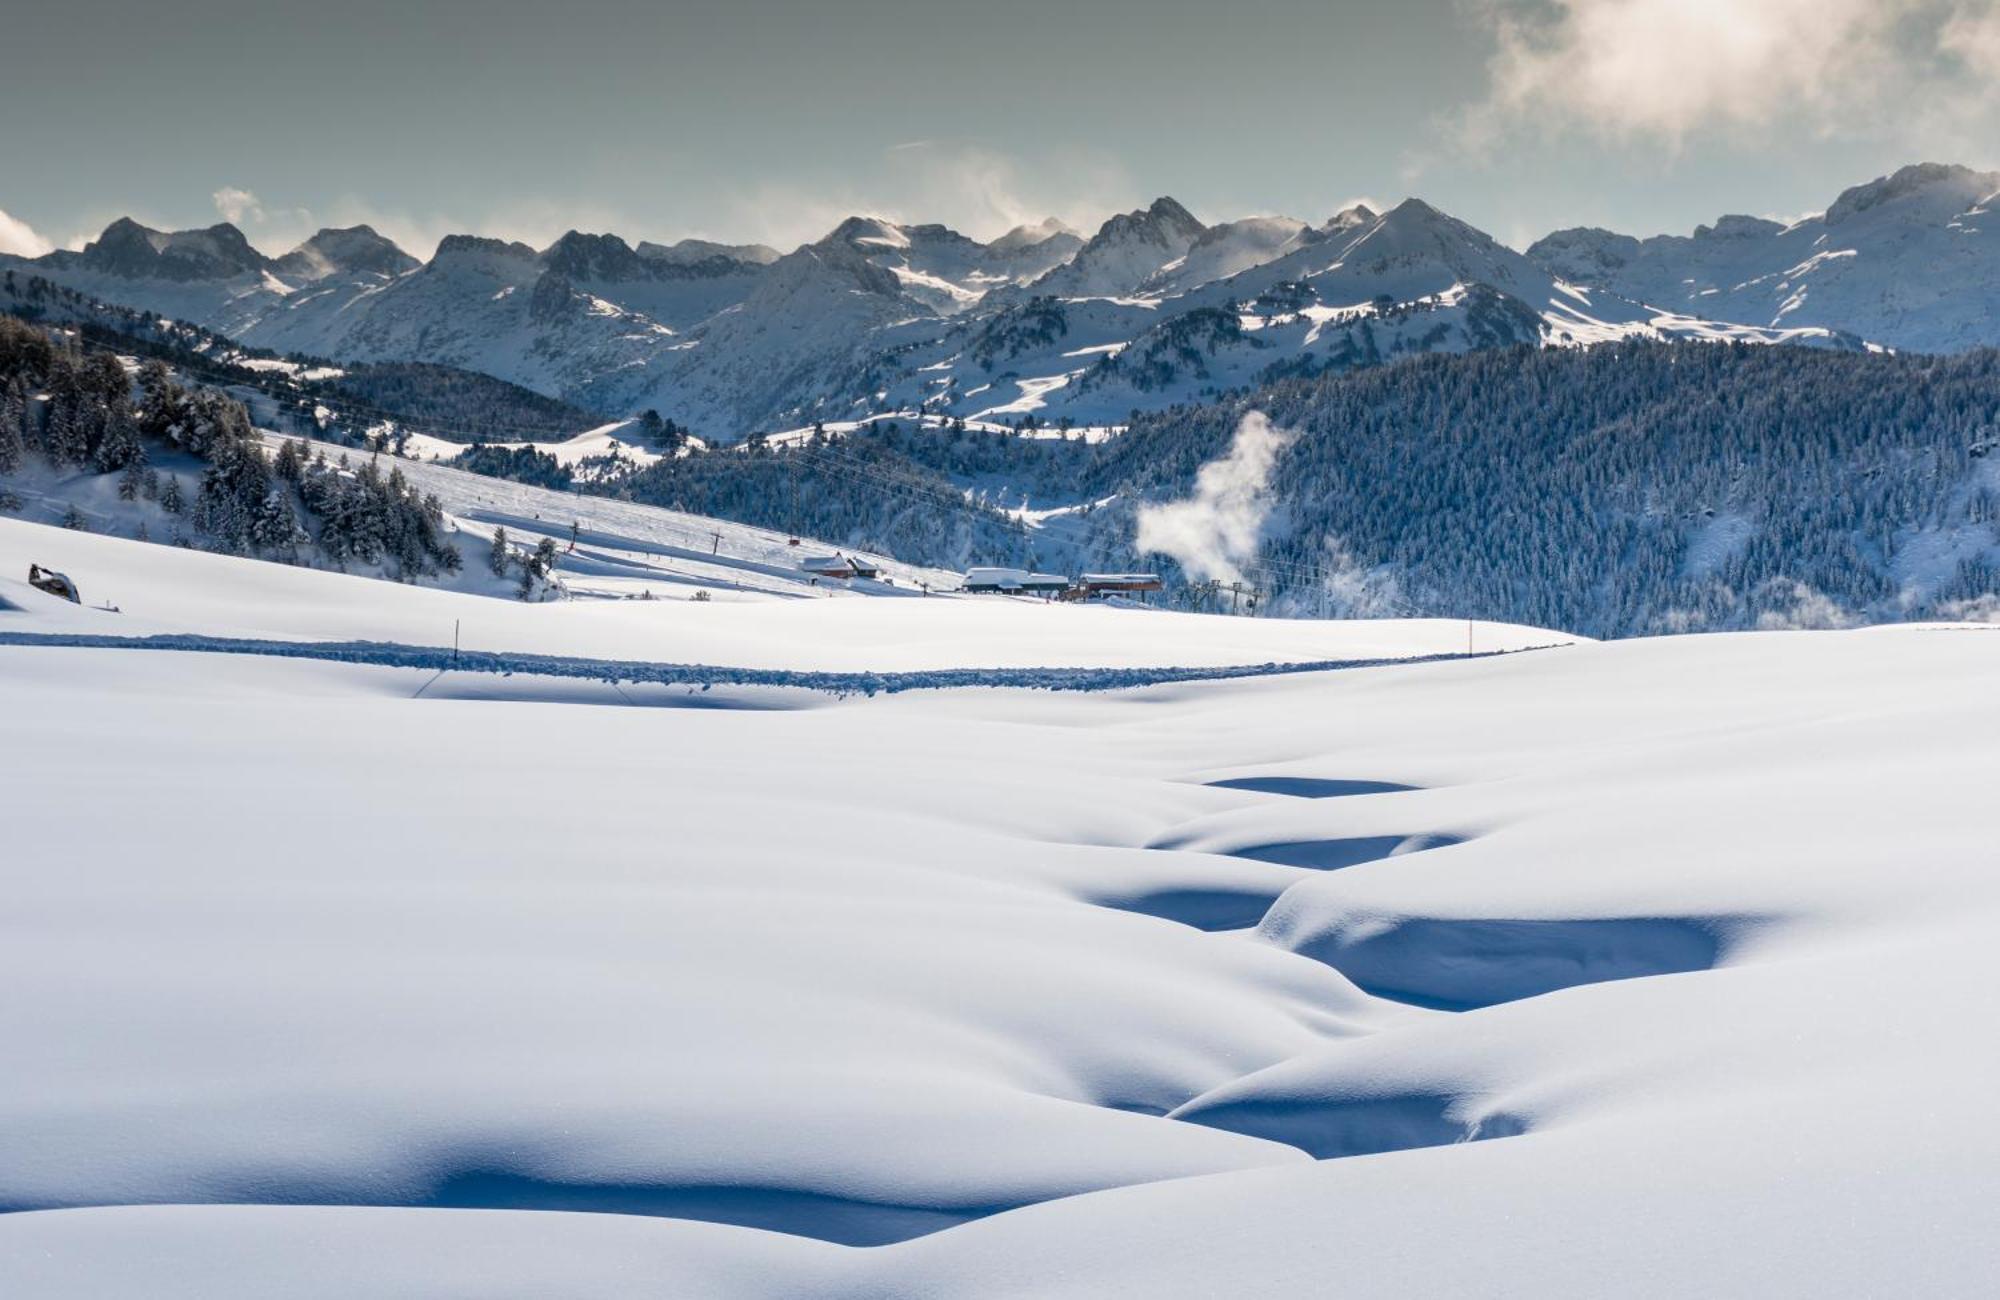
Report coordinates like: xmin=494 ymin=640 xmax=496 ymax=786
xmin=452 ymin=619 xmax=460 ymax=670
xmin=711 ymin=530 xmax=722 ymax=555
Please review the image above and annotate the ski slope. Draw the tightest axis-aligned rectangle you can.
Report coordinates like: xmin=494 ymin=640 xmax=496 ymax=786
xmin=0 ymin=517 xmax=1564 ymax=671
xmin=254 ymin=431 xmax=963 ymax=604
xmin=3 ymin=520 xmax=1996 ymax=1297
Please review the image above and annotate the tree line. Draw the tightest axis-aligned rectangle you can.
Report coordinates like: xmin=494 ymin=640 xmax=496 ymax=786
xmin=1 ymin=313 xmax=460 ymax=580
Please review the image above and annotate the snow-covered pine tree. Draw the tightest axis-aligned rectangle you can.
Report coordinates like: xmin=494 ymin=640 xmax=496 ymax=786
xmin=42 ymin=381 xmax=88 ymax=467
xmin=0 ymin=379 xmax=25 ymax=473
xmin=95 ymin=407 xmax=144 ymax=473
xmin=250 ymin=488 xmax=307 ymax=558
xmin=273 ymin=437 xmax=306 ymax=483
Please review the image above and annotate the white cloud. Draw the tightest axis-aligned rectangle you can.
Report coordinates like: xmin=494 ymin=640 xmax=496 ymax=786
xmin=1134 ymin=411 xmax=1298 ymax=585
xmin=1942 ymin=2 xmax=2000 ymax=76
xmin=1466 ymin=0 xmax=1999 ymax=147
xmin=212 ymin=185 xmax=265 ymax=225
xmin=0 ymin=208 xmax=53 ymax=257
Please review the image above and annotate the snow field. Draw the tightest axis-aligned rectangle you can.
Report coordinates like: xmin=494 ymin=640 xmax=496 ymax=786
xmin=0 ymin=515 xmax=1568 ymax=671
xmin=3 ymin=520 xmax=1996 ymax=1296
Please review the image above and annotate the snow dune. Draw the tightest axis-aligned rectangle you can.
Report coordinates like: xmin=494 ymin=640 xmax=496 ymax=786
xmin=3 ymin=521 xmax=1996 ymax=1296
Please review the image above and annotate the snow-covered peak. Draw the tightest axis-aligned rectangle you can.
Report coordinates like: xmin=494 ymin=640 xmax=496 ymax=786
xmin=812 ymin=217 xmax=997 ymax=313
xmin=819 ymin=215 xmax=913 ymax=251
xmin=981 ymin=221 xmax=1085 ymax=285
xmin=1028 ymin=197 xmax=1210 ymax=298
xmin=538 ymin=234 xmax=774 ymax=327
xmin=426 ymin=235 xmax=541 ymax=281
xmin=1825 ymin=162 xmax=2000 ymax=226
xmin=738 ymin=239 xmax=910 ymax=309
xmin=72 ymin=217 xmax=271 ymax=281
xmin=539 ymin=230 xmax=654 ymax=282
xmin=1691 ymin=214 xmax=1786 ymax=241
xmin=1143 ymin=215 xmax=1311 ymax=295
xmin=1334 ymin=197 xmax=1536 ymax=293
xmin=1524 ymin=160 xmax=2000 ymax=352
xmin=1324 ymin=203 xmax=1377 ymax=232
xmin=635 ymin=238 xmax=781 ymax=268
xmin=988 ymin=217 xmax=1080 ymax=253
xmin=1525 ymin=227 xmax=1642 ymax=283
xmin=271 ymin=226 xmax=418 ymax=282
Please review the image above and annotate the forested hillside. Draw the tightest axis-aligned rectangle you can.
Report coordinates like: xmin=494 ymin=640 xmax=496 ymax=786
xmin=0 ymin=314 xmax=461 ymax=580
xmin=612 ymin=426 xmax=1045 ymax=572
xmin=1080 ymin=342 xmax=2000 ymax=635
xmin=2 ymin=271 xmax=601 ymax=447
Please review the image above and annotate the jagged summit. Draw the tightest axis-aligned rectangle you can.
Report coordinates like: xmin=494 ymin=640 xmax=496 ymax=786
xmin=431 ymin=234 xmax=538 ymax=262
xmin=819 ymin=215 xmax=911 ymax=249
xmin=988 ymin=217 xmax=1079 ymax=253
xmin=539 ymin=230 xmax=650 ymax=281
xmin=1525 ymin=161 xmax=2000 ymax=352
xmin=1096 ymin=196 xmax=1206 ymax=245
xmin=1692 ymin=214 xmax=1786 ymax=240
xmin=1144 ymin=215 xmax=1311 ymax=294
xmin=1027 ymin=196 xmax=1209 ymax=298
xmin=74 ymin=217 xmax=270 ymax=280
xmin=8 ymin=161 xmax=1999 ymax=434
xmin=1324 ymin=203 xmax=1377 ymax=232
xmin=272 ymin=225 xmax=417 ymax=281
xmin=422 ymin=235 xmax=541 ymax=284
xmin=635 ymin=238 xmax=781 ymax=267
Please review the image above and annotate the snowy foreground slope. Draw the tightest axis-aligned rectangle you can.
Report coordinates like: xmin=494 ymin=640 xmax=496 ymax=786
xmin=3 ymin=525 xmax=1997 ymax=1297
xmin=0 ymin=516 xmax=1556 ymax=670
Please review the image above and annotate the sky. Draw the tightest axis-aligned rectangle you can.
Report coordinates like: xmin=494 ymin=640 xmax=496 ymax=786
xmin=3 ymin=0 xmax=1999 ymax=261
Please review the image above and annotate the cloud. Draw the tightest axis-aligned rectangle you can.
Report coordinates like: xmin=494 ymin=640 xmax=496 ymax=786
xmin=1464 ymin=0 xmax=2000 ymax=148
xmin=1134 ymin=411 xmax=1298 ymax=585
xmin=1943 ymin=1 xmax=2000 ymax=76
xmin=210 ymin=185 xmax=321 ymax=251
xmin=0 ymin=208 xmax=53 ymax=257
xmin=212 ymin=185 xmax=265 ymax=225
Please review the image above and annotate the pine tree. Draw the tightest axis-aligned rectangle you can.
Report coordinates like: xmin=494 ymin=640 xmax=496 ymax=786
xmin=518 ymin=535 xmax=560 ymax=598
xmin=274 ymin=437 xmax=306 ymax=483
xmin=117 ymin=457 xmax=145 ymax=501
xmin=489 ymin=526 xmax=510 ymax=576
xmin=160 ymin=476 xmax=185 ymax=515
xmin=95 ymin=408 xmax=144 ymax=473
xmin=250 ymin=489 xmax=306 ymax=556
xmin=43 ymin=387 xmax=87 ymax=467
xmin=0 ymin=379 xmax=25 ymax=474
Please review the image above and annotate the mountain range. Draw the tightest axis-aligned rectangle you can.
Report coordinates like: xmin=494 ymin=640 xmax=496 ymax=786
xmin=5 ymin=162 xmax=1996 ymax=439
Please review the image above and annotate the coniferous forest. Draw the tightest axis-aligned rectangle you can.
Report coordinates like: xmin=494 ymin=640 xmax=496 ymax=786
xmin=0 ymin=315 xmax=459 ymax=579
xmin=1075 ymin=341 xmax=2000 ymax=635
xmin=10 ymin=296 xmax=2000 ymax=635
